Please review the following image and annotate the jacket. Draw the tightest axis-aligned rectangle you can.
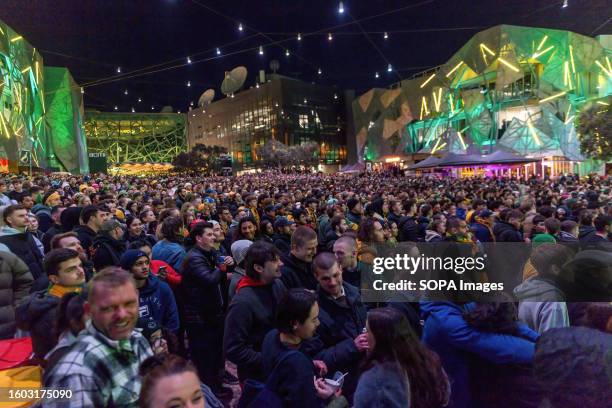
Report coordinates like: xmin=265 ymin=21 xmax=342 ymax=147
xmin=312 ymin=283 xmax=367 ymax=401
xmin=0 ymin=226 xmax=45 ymax=289
xmin=0 ymin=251 xmax=33 ymax=339
xmin=152 ymin=240 xmax=187 ymax=272
xmin=425 ymin=230 xmax=444 ymax=243
xmin=577 ymin=225 xmax=596 ymax=240
xmin=227 ymin=266 xmax=245 ymax=303
xmin=354 ymin=361 xmax=411 ymax=408
xmin=398 ymin=216 xmax=419 ymax=242
xmin=323 ymin=230 xmax=340 ymax=251
xmin=223 ymin=279 xmax=286 ymax=381
xmin=42 ymin=224 xmax=62 ymax=253
xmin=420 ymin=301 xmax=538 ymax=408
xmin=15 ymin=290 xmax=61 ymax=358
xmin=150 ymin=259 xmax=181 ymax=288
xmin=73 ymin=225 xmax=97 ymax=259
xmin=126 ymin=231 xmax=157 ymax=248
xmin=513 ymin=277 xmax=569 ymax=334
xmin=32 ymin=204 xmax=53 ymax=233
xmin=416 ymin=216 xmax=430 ymax=240
xmin=471 ymin=222 xmax=494 ymax=243
xmin=137 ymin=275 xmax=179 ymax=338
xmin=273 ymin=233 xmax=291 ymax=256
xmin=280 ymin=253 xmax=317 ymax=290
xmin=92 ymin=234 xmax=126 ymax=271
xmin=493 ymin=221 xmax=523 ymax=242
xmin=261 ymin=329 xmax=322 ymax=408
xmin=181 ymin=245 xmax=225 ymax=324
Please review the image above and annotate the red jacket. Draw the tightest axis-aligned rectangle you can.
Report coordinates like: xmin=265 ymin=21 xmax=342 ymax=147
xmin=150 ymin=259 xmax=181 ymax=288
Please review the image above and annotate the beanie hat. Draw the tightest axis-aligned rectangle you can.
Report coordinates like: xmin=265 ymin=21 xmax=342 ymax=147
xmin=347 ymin=197 xmax=360 ymax=212
xmin=532 ymin=233 xmax=556 ymax=247
xmin=120 ymin=249 xmax=148 ymax=271
xmin=231 ymin=239 xmax=253 ymax=266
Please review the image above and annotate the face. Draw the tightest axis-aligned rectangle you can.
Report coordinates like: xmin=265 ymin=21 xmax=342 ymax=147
xmin=21 ymin=196 xmax=34 ymax=209
xmin=212 ymin=223 xmax=225 ymax=242
xmin=236 ymin=210 xmax=247 ymax=220
xmin=50 ymin=257 xmax=85 ymax=287
xmin=293 ymin=238 xmax=317 ymax=262
xmin=353 ymin=202 xmax=363 ymax=215
xmin=129 ymin=218 xmax=143 ymax=236
xmin=111 ymin=226 xmax=124 ymax=240
xmin=265 ymin=223 xmax=274 ymax=235
xmin=315 ymin=262 xmax=343 ymax=297
xmin=240 ymin=221 xmax=256 ymax=240
xmin=196 ymin=227 xmax=216 ymax=249
xmin=338 ymin=219 xmax=348 ymax=234
xmin=371 ymin=221 xmax=385 ymax=243
xmin=391 ymin=222 xmax=399 ymax=237
xmin=27 ymin=215 xmax=39 ymax=231
xmin=148 ymin=371 xmax=204 ymax=408
xmin=131 ymin=256 xmax=150 ymax=281
xmin=220 ymin=209 xmax=232 ymax=222
xmin=535 ymin=221 xmax=546 ymax=233
xmin=255 ymin=256 xmax=283 ymax=284
xmin=365 ymin=319 xmax=375 ymax=351
xmin=391 ymin=202 xmax=401 ymax=214
xmin=80 ymin=196 xmax=92 ymax=206
xmin=87 ymin=282 xmax=139 ymax=340
xmin=333 ymin=240 xmax=357 ymax=269
xmin=58 ymin=236 xmax=86 ymax=258
xmin=7 ymin=209 xmax=29 ymax=229
xmin=144 ymin=211 xmax=156 ymax=223
xmin=293 ymin=302 xmax=320 ymax=340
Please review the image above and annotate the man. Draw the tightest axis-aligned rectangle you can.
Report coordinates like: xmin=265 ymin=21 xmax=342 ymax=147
xmin=0 ymin=250 xmax=32 ymax=339
xmin=41 ymin=205 xmax=65 ymax=253
xmin=272 ymin=217 xmax=294 ymax=256
xmin=310 ymin=252 xmax=368 ymax=402
xmin=532 ymin=218 xmax=560 ymax=245
xmin=280 ymin=225 xmax=318 ymax=290
xmin=387 ymin=199 xmax=403 ymax=226
xmin=581 ymin=214 xmax=611 ymax=250
xmin=92 ymin=219 xmax=126 ymax=271
xmin=32 ymin=190 xmax=62 ymax=233
xmin=217 ymin=206 xmax=233 ymax=236
xmin=261 ymin=204 xmax=277 ymax=225
xmin=51 ymin=231 xmax=95 ymax=280
xmin=74 ymin=205 xmax=109 ymax=258
xmin=557 ymin=220 xmax=579 ymax=244
xmin=0 ymin=204 xmax=45 ymax=287
xmin=7 ymin=178 xmax=28 ymax=204
xmin=305 ymin=198 xmax=319 ymax=230
xmin=16 ymin=248 xmax=85 ymax=358
xmin=323 ymin=214 xmax=348 ymax=251
xmin=224 ymin=241 xmax=286 ymax=382
xmin=43 ymin=268 xmax=152 ymax=407
xmin=470 ymin=209 xmax=495 ymax=243
xmin=398 ymin=199 xmax=419 ymax=242
xmin=345 ymin=198 xmax=363 ymax=230
xmin=494 ymin=210 xmax=524 ymax=242
xmin=0 ymin=180 xmax=12 ymax=206
xmin=119 ymin=249 xmax=179 ymax=339
xmin=333 ymin=236 xmax=366 ymax=289
xmin=182 ymin=222 xmax=234 ymax=396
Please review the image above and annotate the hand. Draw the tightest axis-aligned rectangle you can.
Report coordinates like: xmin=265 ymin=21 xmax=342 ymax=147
xmin=313 ymin=360 xmax=328 ymax=376
xmin=151 ymin=336 xmax=168 ymax=355
xmin=157 ymin=268 xmax=167 ymax=280
xmin=354 ymin=333 xmax=369 ymax=352
xmin=314 ymin=377 xmax=334 ymax=400
xmin=223 ymin=256 xmax=235 ymax=266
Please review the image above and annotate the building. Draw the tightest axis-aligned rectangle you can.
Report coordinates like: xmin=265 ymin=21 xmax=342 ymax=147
xmin=0 ymin=18 xmax=88 ymax=173
xmin=187 ymin=73 xmax=352 ymax=170
xmin=84 ymin=111 xmax=186 ymax=168
xmin=353 ymin=25 xmax=611 ymax=176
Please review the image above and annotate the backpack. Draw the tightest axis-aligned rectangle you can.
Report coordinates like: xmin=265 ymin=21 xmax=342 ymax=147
xmin=237 ymin=350 xmax=300 ymax=408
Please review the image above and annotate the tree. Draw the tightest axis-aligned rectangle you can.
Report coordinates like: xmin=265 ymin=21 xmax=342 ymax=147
xmin=578 ymin=103 xmax=611 ymax=162
xmin=171 ymin=143 xmax=228 ymax=173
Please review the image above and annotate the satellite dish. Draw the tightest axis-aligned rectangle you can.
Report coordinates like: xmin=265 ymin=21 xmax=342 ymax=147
xmin=160 ymin=106 xmax=173 ymax=113
xmin=221 ymin=66 xmax=248 ymax=96
xmin=270 ymin=60 xmax=280 ymax=73
xmin=198 ymin=89 xmax=215 ymax=107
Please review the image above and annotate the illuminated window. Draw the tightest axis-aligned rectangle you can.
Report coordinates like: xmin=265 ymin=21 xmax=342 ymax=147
xmin=299 ymin=114 xmax=309 ymax=128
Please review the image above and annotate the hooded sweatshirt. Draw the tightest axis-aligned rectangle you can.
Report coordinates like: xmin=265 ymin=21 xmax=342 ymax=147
xmin=513 ymin=277 xmax=569 ymax=334
xmin=137 ymin=275 xmax=179 ymax=338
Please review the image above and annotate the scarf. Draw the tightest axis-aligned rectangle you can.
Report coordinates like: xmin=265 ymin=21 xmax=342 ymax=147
xmin=48 ymin=284 xmax=83 ymax=298
xmin=235 ymin=276 xmax=268 ymax=293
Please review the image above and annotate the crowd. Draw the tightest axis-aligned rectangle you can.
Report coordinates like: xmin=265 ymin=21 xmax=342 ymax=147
xmin=0 ymin=169 xmax=610 ymax=408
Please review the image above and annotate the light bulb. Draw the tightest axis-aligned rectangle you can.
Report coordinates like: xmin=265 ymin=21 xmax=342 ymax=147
xmin=131 ymin=107 xmax=135 ymax=113
xmin=216 ymin=48 xmax=221 ymax=55
xmin=114 ymin=106 xmax=118 ymax=111
xmin=124 ymin=89 xmax=128 ymax=95
xmin=328 ymin=33 xmax=333 ymax=41
xmin=187 ymin=81 xmax=191 ymax=87
xmin=259 ymin=46 xmax=264 ymax=55
xmin=186 ymin=56 xmax=191 ymax=64
xmin=285 ymin=49 xmax=290 ymax=57
xmin=116 ymin=66 xmax=121 ymax=73
xmin=387 ymin=63 xmax=392 ymax=72
xmin=151 ymin=106 xmax=155 ymax=110
xmin=338 ymin=1 xmax=344 ymax=14
xmin=562 ymin=0 xmax=568 ymax=7
xmin=375 ymin=72 xmax=379 ymax=78
xmin=256 ymin=83 xmax=260 ymax=88
xmin=383 ymin=32 xmax=388 ymax=39
xmin=238 ymin=23 xmax=243 ymax=31
xmin=303 ymin=98 xmax=307 ymax=103
xmin=137 ymin=98 xmax=142 ymax=103
xmin=297 ymin=33 xmax=302 ymax=41
xmin=318 ymin=68 xmax=322 ymax=75
xmin=334 ymin=93 xmax=338 ymax=99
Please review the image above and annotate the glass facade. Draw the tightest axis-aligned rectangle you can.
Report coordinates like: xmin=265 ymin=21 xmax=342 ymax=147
xmin=187 ymin=74 xmax=348 ymax=168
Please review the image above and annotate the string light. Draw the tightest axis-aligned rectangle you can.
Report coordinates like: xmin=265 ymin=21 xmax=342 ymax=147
xmin=186 ymin=56 xmax=192 ymax=64
xmin=124 ymin=89 xmax=128 ymax=95
xmin=387 ymin=64 xmax=392 ymax=72
xmin=116 ymin=67 xmax=121 ymax=73
xmin=383 ymin=32 xmax=389 ymax=39
xmin=317 ymin=68 xmax=322 ymax=75
xmin=375 ymin=72 xmax=379 ymax=78
xmin=338 ymin=1 xmax=344 ymax=14
xmin=187 ymin=81 xmax=191 ymax=87
xmin=328 ymin=33 xmax=333 ymax=41
xmin=297 ymin=33 xmax=302 ymax=41
xmin=285 ymin=49 xmax=290 ymax=57
xmin=334 ymin=93 xmax=338 ymax=100
xmin=238 ymin=23 xmax=243 ymax=31
xmin=259 ymin=46 xmax=264 ymax=55
xmin=216 ymin=48 xmax=221 ymax=55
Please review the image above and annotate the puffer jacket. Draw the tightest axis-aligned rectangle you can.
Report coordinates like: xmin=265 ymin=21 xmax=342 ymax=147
xmin=0 ymin=226 xmax=45 ymax=290
xmin=0 ymin=251 xmax=33 ymax=339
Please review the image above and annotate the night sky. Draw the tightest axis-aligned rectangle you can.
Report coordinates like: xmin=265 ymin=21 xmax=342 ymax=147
xmin=1 ymin=0 xmax=609 ymax=113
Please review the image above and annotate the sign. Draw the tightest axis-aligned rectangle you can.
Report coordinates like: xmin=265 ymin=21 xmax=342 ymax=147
xmin=88 ymin=152 xmax=108 ymax=174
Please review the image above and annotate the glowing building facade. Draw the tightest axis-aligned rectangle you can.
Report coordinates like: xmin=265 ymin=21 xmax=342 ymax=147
xmin=353 ymin=25 xmax=611 ymax=175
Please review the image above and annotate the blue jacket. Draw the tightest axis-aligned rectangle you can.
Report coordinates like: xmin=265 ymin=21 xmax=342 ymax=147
xmin=420 ymin=302 xmax=538 ymax=408
xmin=152 ymin=240 xmax=186 ymax=272
xmin=137 ymin=275 xmax=180 ymax=338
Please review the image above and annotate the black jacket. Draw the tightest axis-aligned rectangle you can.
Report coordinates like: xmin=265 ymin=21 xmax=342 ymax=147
xmin=280 ymin=253 xmax=317 ymax=290
xmin=416 ymin=216 xmax=430 ymax=240
xmin=73 ymin=225 xmax=97 ymax=258
xmin=15 ymin=290 xmax=60 ymax=358
xmin=92 ymin=234 xmax=126 ymax=271
xmin=126 ymin=232 xmax=157 ymax=248
xmin=0 ymin=232 xmax=45 ymax=284
xmin=311 ymin=283 xmax=367 ymax=401
xmin=387 ymin=211 xmax=402 ymax=227
xmin=42 ymin=224 xmax=62 ymax=253
xmin=0 ymin=251 xmax=32 ymax=339
xmin=323 ymin=229 xmax=340 ymax=252
xmin=494 ymin=221 xmax=523 ymax=242
xmin=181 ymin=246 xmax=225 ymax=324
xmin=398 ymin=216 xmax=419 ymax=242
xmin=273 ymin=233 xmax=291 ymax=256
xmin=223 ymin=279 xmax=286 ymax=382
xmin=32 ymin=205 xmax=53 ymax=233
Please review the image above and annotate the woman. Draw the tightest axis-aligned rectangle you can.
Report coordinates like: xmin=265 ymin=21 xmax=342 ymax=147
xmin=152 ymin=217 xmax=187 ymax=272
xmin=260 ymin=288 xmax=346 ymax=408
xmin=181 ymin=203 xmax=196 ymax=228
xmin=260 ymin=220 xmax=274 ymax=244
xmin=355 ymin=307 xmax=449 ymax=408
xmin=126 ymin=216 xmax=156 ymax=247
xmin=140 ymin=209 xmax=158 ymax=236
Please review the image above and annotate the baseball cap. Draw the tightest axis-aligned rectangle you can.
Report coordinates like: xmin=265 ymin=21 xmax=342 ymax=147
xmin=274 ymin=217 xmax=294 ymax=229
